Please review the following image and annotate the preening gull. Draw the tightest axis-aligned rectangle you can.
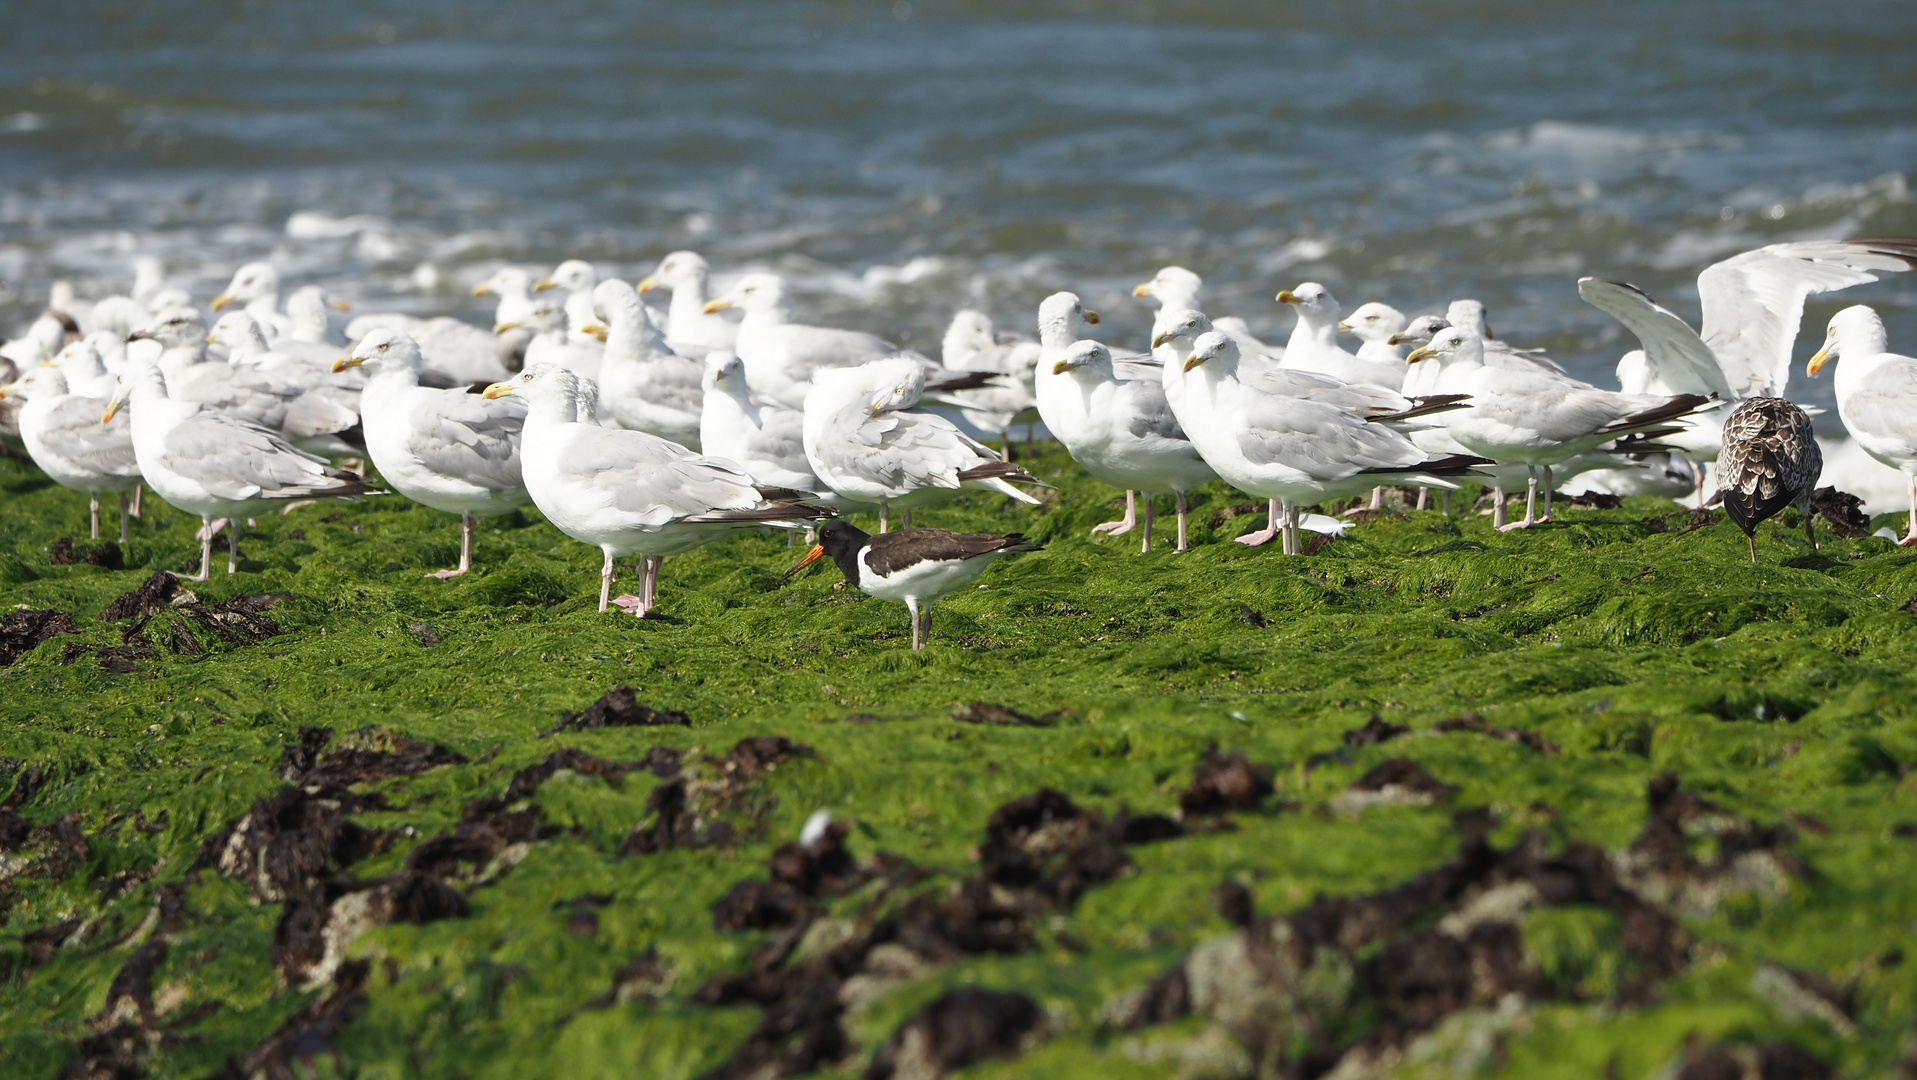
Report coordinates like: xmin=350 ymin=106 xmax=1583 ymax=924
xmin=587 ymin=279 xmax=703 ymax=448
xmin=1714 ymin=396 xmax=1821 ymax=562
xmin=708 ymin=273 xmax=919 ymax=409
xmin=787 ymin=519 xmax=1041 ymax=651
xmin=802 ymin=356 xmax=1041 ymax=531
xmin=483 ymin=363 xmax=828 ymax=617
xmin=1037 ymin=339 xmax=1215 ymax=552
xmin=637 ymin=250 xmax=739 ymax=355
xmin=334 ymin=329 xmax=531 ymax=577
xmin=1 ymin=366 xmax=141 ymax=541
xmin=1406 ymin=326 xmax=1709 ymax=530
xmin=1276 ymin=283 xmax=1406 ymax=391
xmin=105 ymin=361 xmax=375 ymax=579
xmin=1807 ymin=304 xmax=1917 ymax=544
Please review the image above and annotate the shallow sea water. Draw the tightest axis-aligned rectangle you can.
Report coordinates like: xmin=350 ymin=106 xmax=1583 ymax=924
xmin=3 ymin=0 xmax=1916 ymax=411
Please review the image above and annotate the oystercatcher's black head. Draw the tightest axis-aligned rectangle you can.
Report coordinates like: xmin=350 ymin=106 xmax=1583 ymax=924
xmin=785 ymin=519 xmax=871 ymax=582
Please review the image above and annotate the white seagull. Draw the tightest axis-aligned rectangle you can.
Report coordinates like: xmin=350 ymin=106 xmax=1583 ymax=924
xmin=533 ymin=259 xmax=606 ymax=347
xmin=1038 ymin=339 xmax=1216 ymax=552
xmin=333 ymin=330 xmax=531 ymax=577
xmin=586 ymin=279 xmax=704 ymax=449
xmin=700 ymin=351 xmax=833 ymax=499
xmin=707 ymin=273 xmax=921 ymax=409
xmin=802 ymin=356 xmax=1041 ymax=532
xmin=1807 ymin=304 xmax=1917 ymax=544
xmin=484 ymin=363 xmax=828 ymax=617
xmin=104 ymin=361 xmax=374 ymax=579
xmin=1276 ymin=283 xmax=1405 ymax=390
xmin=1 ymin=366 xmax=141 ymax=541
xmin=637 ymin=250 xmax=739 ymax=355
xmin=210 ymin=262 xmax=292 ymax=340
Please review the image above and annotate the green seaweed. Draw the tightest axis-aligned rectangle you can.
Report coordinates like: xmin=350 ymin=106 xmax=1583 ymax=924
xmin=2 ymin=444 xmax=1916 ymax=1079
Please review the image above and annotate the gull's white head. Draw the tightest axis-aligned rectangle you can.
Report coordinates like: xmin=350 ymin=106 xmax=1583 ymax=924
xmin=473 ymin=266 xmax=533 ymax=299
xmin=286 ymin=285 xmax=349 ymax=343
xmin=211 ymin=261 xmax=278 ymax=311
xmin=1338 ymin=302 xmax=1407 ymax=343
xmin=90 ymin=296 xmax=150 ymax=341
xmin=1183 ymin=330 xmax=1241 ymax=374
xmin=1808 ymin=304 xmax=1888 ymax=375
xmin=849 ymin=356 xmax=927 ymax=416
xmin=1444 ymin=299 xmax=1488 ymax=339
xmin=1149 ymin=308 xmax=1213 ymax=350
xmin=1133 ymin=266 xmax=1203 ymax=309
xmin=1051 ymin=338 xmax=1113 ymax=377
xmin=135 ymin=308 xmax=206 ymax=351
xmin=703 ymin=350 xmax=748 ymax=393
xmin=1276 ymin=282 xmax=1339 ymax=321
xmin=508 ymin=298 xmax=567 ymax=337
xmin=942 ymin=309 xmax=997 ymax=366
xmin=639 ymin=250 xmax=711 ymax=294
xmin=0 ymin=364 xmax=68 ymax=402
xmin=1037 ymin=291 xmax=1099 ymax=346
xmin=1389 ymin=314 xmax=1450 ymax=348
xmin=55 ymin=339 xmax=106 ymax=377
xmin=207 ymin=310 xmax=270 ymax=356
xmin=705 ymin=272 xmax=786 ymax=315
xmin=483 ymin=361 xmax=585 ymax=416
xmin=536 ymin=259 xmax=595 ymax=295
xmin=1404 ymin=326 xmax=1481 ymax=367
xmin=336 ymin=328 xmax=425 ymax=377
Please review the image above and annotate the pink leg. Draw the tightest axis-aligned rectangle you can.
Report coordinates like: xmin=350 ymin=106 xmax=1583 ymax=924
xmin=131 ymin=483 xmax=143 ymax=517
xmin=599 ymin=548 xmax=614 ymax=613
xmin=90 ymin=493 xmax=100 ymax=540
xmin=1903 ymin=475 xmax=1917 ymax=546
xmin=118 ymin=493 xmax=129 ymax=544
xmin=1092 ymin=489 xmax=1138 ymax=537
xmin=1490 ymin=484 xmax=1507 ymax=528
xmin=1499 ymin=467 xmax=1539 ymax=531
xmin=1416 ymin=486 xmax=1429 ymax=511
xmin=1369 ymin=485 xmax=1383 ymax=510
xmin=1236 ymin=499 xmax=1279 ymax=546
xmin=879 ymin=502 xmax=890 ymax=534
xmin=908 ymin=599 xmax=923 ymax=650
xmin=1175 ymin=491 xmax=1189 ymax=551
xmin=1537 ymin=466 xmax=1556 ymax=523
xmin=175 ymin=517 xmax=215 ymax=581
xmin=1140 ymin=494 xmax=1154 ymax=553
xmin=427 ymin=513 xmax=475 ymax=578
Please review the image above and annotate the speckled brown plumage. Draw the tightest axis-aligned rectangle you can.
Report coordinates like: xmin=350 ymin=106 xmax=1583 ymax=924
xmin=1715 ymin=396 xmax=1823 ymax=561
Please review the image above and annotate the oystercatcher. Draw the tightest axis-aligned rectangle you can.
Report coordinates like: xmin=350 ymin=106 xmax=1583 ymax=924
xmin=787 ymin=520 xmax=1041 ymax=650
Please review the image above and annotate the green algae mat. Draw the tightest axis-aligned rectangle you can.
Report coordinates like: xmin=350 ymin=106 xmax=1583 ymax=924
xmin=4 ymin=445 xmax=1917 ymax=1080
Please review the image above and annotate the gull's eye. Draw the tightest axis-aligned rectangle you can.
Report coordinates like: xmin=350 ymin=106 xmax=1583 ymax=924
xmin=377 ymin=342 xmax=389 ymax=352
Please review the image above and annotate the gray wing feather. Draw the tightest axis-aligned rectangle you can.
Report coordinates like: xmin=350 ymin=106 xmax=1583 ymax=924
xmin=407 ymin=390 xmax=526 ymax=493
xmin=43 ymin=397 xmax=141 ymax=476
xmin=559 ymin=427 xmax=761 ymax=523
xmin=160 ymin=411 xmax=341 ymax=500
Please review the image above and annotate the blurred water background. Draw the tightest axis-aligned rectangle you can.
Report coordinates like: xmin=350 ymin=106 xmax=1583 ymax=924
xmin=2 ymin=0 xmax=1915 ymax=406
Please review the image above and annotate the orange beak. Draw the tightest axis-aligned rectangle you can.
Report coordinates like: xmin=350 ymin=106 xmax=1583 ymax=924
xmin=785 ymin=544 xmax=826 ymax=578
xmin=1132 ymin=282 xmax=1152 ymax=298
xmin=1276 ymin=290 xmax=1297 ymax=305
xmin=703 ymin=298 xmax=733 ymax=314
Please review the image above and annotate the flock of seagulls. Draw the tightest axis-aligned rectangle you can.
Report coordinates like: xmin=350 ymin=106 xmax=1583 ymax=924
xmin=3 ymin=237 xmax=1917 ymax=646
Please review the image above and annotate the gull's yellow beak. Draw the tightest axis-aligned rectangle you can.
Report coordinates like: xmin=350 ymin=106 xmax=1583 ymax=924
xmin=532 ymin=277 xmax=556 ymax=293
xmin=101 ymin=399 xmax=120 ymax=423
xmin=1335 ymin=320 xmax=1353 ymax=333
xmin=1405 ymin=345 xmax=1434 ymax=364
xmin=1386 ymin=332 xmax=1407 ymax=346
xmin=209 ymin=293 xmax=235 ymax=311
xmin=472 ymin=283 xmax=495 ymax=297
xmin=1084 ymin=309 xmax=1100 ymax=324
xmin=703 ymin=298 xmax=734 ymax=314
xmin=1184 ymin=352 xmax=1208 ymax=373
xmin=1052 ymin=359 xmax=1073 ymax=375
xmin=1132 ymin=282 xmax=1153 ymax=298
xmin=329 ymin=297 xmax=352 ymax=311
xmin=483 ymin=381 xmax=514 ymax=400
xmin=332 ymin=356 xmax=364 ymax=373
xmin=1150 ymin=330 xmax=1174 ymax=349
xmin=580 ymin=322 xmax=608 ymax=341
xmin=1276 ymin=290 xmax=1297 ymax=305
xmin=1807 ymin=344 xmax=1833 ymax=376
xmin=493 ymin=321 xmax=523 ymax=335
xmin=785 ymin=543 xmax=826 ymax=578
xmin=204 ymin=334 xmax=218 ymax=344
xmin=636 ymin=274 xmax=661 ymax=293
xmin=0 ymin=383 xmax=18 ymax=399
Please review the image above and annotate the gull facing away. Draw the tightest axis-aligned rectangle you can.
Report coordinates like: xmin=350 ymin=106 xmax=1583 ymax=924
xmin=1406 ymin=327 xmax=1710 ymax=530
xmin=637 ymin=250 xmax=739 ymax=356
xmin=801 ymin=357 xmax=1041 ymax=533
xmin=1714 ymin=397 xmax=1822 ymax=563
xmin=584 ymin=279 xmax=704 ymax=449
xmin=484 ymin=363 xmax=830 ymax=618
xmin=1173 ymin=331 xmax=1488 ymax=554
xmin=334 ymin=330 xmax=530 ymax=578
xmin=1807 ymin=304 xmax=1917 ymax=544
xmin=1 ymin=366 xmax=141 ymax=542
xmin=708 ymin=272 xmax=924 ymax=409
xmin=1037 ymin=339 xmax=1216 ymax=552
xmin=787 ymin=519 xmax=1041 ymax=651
xmin=105 ymin=361 xmax=376 ymax=580
xmin=700 ymin=352 xmax=835 ymax=502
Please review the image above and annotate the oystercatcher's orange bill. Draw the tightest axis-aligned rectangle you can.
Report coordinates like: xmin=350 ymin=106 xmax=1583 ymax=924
xmin=785 ymin=544 xmax=825 ymax=578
